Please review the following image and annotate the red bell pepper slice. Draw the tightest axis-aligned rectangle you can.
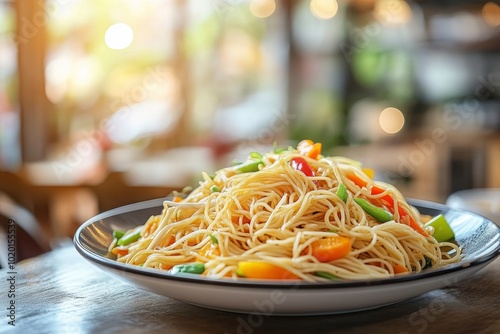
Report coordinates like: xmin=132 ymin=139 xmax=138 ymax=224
xmin=290 ymin=157 xmax=315 ymax=177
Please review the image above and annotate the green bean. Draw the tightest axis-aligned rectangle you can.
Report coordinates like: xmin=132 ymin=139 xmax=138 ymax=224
xmin=116 ymin=227 xmax=142 ymax=246
xmin=250 ymin=151 xmax=263 ymax=159
xmin=336 ymin=184 xmax=347 ymax=203
xmin=315 ymin=271 xmax=339 ymax=281
xmin=233 ymin=160 xmax=263 ymax=173
xmin=210 ymin=234 xmax=219 ymax=245
xmin=354 ymin=198 xmax=393 ymax=223
xmin=170 ymin=263 xmax=205 ymax=275
xmin=112 ymin=230 xmax=125 ymax=240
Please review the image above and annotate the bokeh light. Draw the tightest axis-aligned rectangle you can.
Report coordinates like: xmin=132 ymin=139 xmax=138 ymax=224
xmin=249 ymin=0 xmax=276 ymax=18
xmin=105 ymin=23 xmax=134 ymax=50
xmin=374 ymin=0 xmax=412 ymax=26
xmin=310 ymin=0 xmax=338 ymax=20
xmin=482 ymin=2 xmax=500 ymax=27
xmin=379 ymin=107 xmax=405 ymax=134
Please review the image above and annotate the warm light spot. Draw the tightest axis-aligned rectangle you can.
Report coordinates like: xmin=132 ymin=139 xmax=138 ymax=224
xmin=379 ymin=107 xmax=405 ymax=134
xmin=374 ymin=0 xmax=412 ymax=26
xmin=45 ymin=55 xmax=72 ymax=103
xmin=482 ymin=2 xmax=500 ymax=27
xmin=249 ymin=0 xmax=276 ymax=18
xmin=105 ymin=23 xmax=134 ymax=50
xmin=310 ymin=0 xmax=338 ymax=20
xmin=72 ymin=57 xmax=96 ymax=94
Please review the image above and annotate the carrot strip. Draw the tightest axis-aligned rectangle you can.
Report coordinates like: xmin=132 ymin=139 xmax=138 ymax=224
xmin=111 ymin=246 xmax=129 ymax=257
xmin=393 ymin=264 xmax=409 ymax=274
xmin=162 ymin=235 xmax=176 ymax=247
xmin=347 ymin=172 xmax=368 ymax=188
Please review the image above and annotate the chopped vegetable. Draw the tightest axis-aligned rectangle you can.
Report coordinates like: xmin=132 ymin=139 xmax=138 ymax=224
xmin=111 ymin=246 xmax=129 ymax=257
xmin=315 ymin=271 xmax=339 ymax=280
xmin=290 ymin=156 xmax=315 ymax=177
xmin=336 ymin=183 xmax=347 ymax=203
xmin=423 ymin=256 xmax=433 ymax=270
xmin=346 ymin=172 xmax=369 ymax=188
xmin=425 ymin=214 xmax=454 ymax=242
xmin=297 ymin=139 xmax=322 ymax=159
xmin=347 ymin=173 xmax=429 ymax=237
xmin=354 ymin=198 xmax=393 ymax=223
xmin=273 ymin=142 xmax=287 ymax=154
xmin=172 ymin=196 xmax=183 ymax=202
xmin=162 ymin=235 xmax=175 ymax=247
xmin=209 ymin=234 xmax=219 ymax=245
xmin=210 ymin=185 xmax=220 ymax=193
xmin=170 ymin=263 xmax=205 ymax=275
xmin=237 ymin=261 xmax=299 ymax=279
xmin=117 ymin=227 xmax=142 ymax=246
xmin=199 ymin=242 xmax=221 ymax=258
xmin=250 ymin=151 xmax=263 ymax=159
xmin=310 ymin=236 xmax=351 ymax=262
xmin=371 ymin=186 xmax=429 ymax=236
xmin=113 ymin=230 xmax=125 ymax=240
xmin=362 ymin=168 xmax=375 ymax=179
xmin=393 ymin=263 xmax=409 ymax=274
xmin=234 ymin=160 xmax=263 ymax=173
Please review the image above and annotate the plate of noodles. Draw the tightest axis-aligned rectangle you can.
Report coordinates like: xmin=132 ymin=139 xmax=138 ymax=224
xmin=74 ymin=140 xmax=500 ymax=315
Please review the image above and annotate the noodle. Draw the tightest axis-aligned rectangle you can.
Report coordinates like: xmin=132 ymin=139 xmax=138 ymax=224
xmin=111 ymin=141 xmax=461 ymax=282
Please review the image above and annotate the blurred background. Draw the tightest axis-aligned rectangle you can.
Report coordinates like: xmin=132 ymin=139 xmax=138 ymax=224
xmin=0 ymin=0 xmax=499 ymax=261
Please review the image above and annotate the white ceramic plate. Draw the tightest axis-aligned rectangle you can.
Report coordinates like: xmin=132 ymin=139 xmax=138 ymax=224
xmin=74 ymin=198 xmax=500 ymax=315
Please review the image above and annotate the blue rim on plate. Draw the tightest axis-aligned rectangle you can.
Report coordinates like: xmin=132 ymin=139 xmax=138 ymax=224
xmin=74 ymin=198 xmax=500 ymax=289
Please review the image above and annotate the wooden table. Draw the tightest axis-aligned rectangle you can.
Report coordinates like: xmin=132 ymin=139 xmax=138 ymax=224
xmin=1 ymin=246 xmax=499 ymax=334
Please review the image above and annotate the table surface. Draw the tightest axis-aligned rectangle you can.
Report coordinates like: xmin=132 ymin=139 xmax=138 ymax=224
xmin=1 ymin=246 xmax=499 ymax=334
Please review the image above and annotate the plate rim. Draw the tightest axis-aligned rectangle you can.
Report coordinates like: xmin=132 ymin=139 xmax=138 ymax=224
xmin=73 ymin=197 xmax=500 ymax=290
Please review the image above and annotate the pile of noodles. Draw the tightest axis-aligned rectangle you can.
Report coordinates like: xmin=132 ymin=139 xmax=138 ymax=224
xmin=112 ymin=146 xmax=461 ymax=282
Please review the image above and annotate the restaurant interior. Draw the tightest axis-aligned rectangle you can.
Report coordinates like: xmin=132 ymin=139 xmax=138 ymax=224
xmin=0 ymin=0 xmax=499 ymax=264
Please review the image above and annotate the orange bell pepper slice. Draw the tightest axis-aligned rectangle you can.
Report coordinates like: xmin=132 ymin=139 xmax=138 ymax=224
xmin=297 ymin=139 xmax=322 ymax=159
xmin=311 ymin=236 xmax=351 ymax=262
xmin=237 ymin=262 xmax=299 ymax=280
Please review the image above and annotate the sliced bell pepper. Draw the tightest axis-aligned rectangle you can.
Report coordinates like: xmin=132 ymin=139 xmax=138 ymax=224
xmin=198 ymin=242 xmax=221 ymax=258
xmin=111 ymin=246 xmax=129 ymax=257
xmin=290 ymin=156 xmax=315 ymax=177
xmin=237 ymin=261 xmax=299 ymax=280
xmin=393 ymin=263 xmax=409 ymax=274
xmin=424 ymin=214 xmax=454 ymax=242
xmin=297 ymin=139 xmax=322 ymax=159
xmin=310 ymin=236 xmax=351 ymax=262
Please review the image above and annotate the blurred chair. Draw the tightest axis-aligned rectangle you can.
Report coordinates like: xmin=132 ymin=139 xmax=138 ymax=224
xmin=0 ymin=192 xmax=51 ymax=268
xmin=0 ymin=170 xmax=35 ymax=212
